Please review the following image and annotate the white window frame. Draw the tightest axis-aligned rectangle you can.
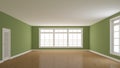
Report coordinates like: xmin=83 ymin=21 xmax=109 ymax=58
xmin=54 ymin=28 xmax=68 ymax=47
xmin=68 ymin=28 xmax=83 ymax=48
xmin=39 ymin=28 xmax=54 ymax=48
xmin=39 ymin=28 xmax=83 ymax=48
xmin=110 ymin=16 xmax=120 ymax=56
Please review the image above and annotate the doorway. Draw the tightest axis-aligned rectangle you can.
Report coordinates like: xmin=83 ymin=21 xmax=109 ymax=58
xmin=2 ymin=28 xmax=11 ymax=61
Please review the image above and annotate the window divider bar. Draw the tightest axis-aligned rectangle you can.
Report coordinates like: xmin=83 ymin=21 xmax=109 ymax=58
xmin=53 ymin=29 xmax=55 ymax=47
xmin=67 ymin=28 xmax=69 ymax=47
xmin=119 ymin=22 xmax=120 ymax=53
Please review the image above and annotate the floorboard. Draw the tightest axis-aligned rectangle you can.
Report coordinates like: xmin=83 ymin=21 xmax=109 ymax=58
xmin=0 ymin=50 xmax=120 ymax=68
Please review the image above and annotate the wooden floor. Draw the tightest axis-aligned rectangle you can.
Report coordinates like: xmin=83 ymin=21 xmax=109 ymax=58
xmin=0 ymin=50 xmax=120 ymax=68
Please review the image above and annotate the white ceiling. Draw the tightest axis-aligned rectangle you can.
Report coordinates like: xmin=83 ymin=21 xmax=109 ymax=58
xmin=0 ymin=0 xmax=120 ymax=26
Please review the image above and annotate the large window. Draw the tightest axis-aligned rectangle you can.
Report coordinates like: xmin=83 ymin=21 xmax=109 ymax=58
xmin=54 ymin=29 xmax=67 ymax=47
xmin=110 ymin=16 xmax=120 ymax=56
xmin=39 ymin=28 xmax=83 ymax=48
xmin=40 ymin=29 xmax=53 ymax=47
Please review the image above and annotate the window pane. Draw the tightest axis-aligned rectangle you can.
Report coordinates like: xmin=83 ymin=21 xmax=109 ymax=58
xmin=49 ymin=40 xmax=53 ymax=45
xmin=69 ymin=29 xmax=82 ymax=32
xmin=114 ymin=46 xmax=120 ymax=53
xmin=78 ymin=39 xmax=82 ymax=45
xmin=69 ymin=33 xmax=82 ymax=47
xmin=41 ymin=34 xmax=44 ymax=39
xmin=44 ymin=34 xmax=50 ymax=39
xmin=44 ymin=39 xmax=49 ymax=45
xmin=114 ymin=25 xmax=119 ymax=32
xmin=40 ymin=33 xmax=53 ymax=47
xmin=55 ymin=33 xmax=67 ymax=47
xmin=55 ymin=29 xmax=67 ymax=32
xmin=69 ymin=33 xmax=81 ymax=39
xmin=41 ymin=40 xmax=44 ymax=45
xmin=41 ymin=29 xmax=53 ymax=32
xmin=72 ymin=34 xmax=77 ymax=39
xmin=114 ymin=39 xmax=119 ymax=45
xmin=77 ymin=34 xmax=81 ymax=39
xmin=114 ymin=20 xmax=120 ymax=24
xmin=73 ymin=39 xmax=77 ymax=45
xmin=114 ymin=32 xmax=119 ymax=38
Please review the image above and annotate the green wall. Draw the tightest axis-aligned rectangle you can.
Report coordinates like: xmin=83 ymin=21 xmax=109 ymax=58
xmin=1 ymin=10 xmax=120 ymax=61
xmin=32 ymin=26 xmax=90 ymax=49
xmin=0 ymin=11 xmax=31 ymax=60
xmin=90 ymin=12 xmax=120 ymax=60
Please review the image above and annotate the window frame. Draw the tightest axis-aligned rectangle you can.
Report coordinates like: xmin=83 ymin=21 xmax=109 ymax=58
xmin=110 ymin=16 xmax=120 ymax=56
xmin=39 ymin=28 xmax=83 ymax=48
xmin=68 ymin=28 xmax=83 ymax=48
xmin=39 ymin=28 xmax=54 ymax=48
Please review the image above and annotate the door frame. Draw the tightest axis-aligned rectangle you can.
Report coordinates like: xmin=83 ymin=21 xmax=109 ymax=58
xmin=2 ymin=28 xmax=11 ymax=61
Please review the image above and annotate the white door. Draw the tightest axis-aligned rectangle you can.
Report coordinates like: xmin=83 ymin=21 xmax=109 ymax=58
xmin=2 ymin=28 xmax=11 ymax=61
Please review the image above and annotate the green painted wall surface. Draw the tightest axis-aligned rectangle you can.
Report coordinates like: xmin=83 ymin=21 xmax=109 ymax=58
xmin=90 ymin=12 xmax=120 ymax=60
xmin=1 ymin=9 xmax=120 ymax=62
xmin=0 ymin=11 xmax=31 ymax=60
xmin=32 ymin=26 xmax=90 ymax=49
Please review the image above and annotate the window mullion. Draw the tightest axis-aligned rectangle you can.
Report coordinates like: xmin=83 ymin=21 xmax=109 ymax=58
xmin=112 ymin=23 xmax=115 ymax=53
xmin=119 ymin=22 xmax=120 ymax=54
xmin=67 ymin=29 xmax=69 ymax=47
xmin=53 ymin=29 xmax=55 ymax=47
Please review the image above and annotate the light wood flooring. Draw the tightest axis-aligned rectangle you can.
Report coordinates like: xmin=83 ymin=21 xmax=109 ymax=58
xmin=0 ymin=50 xmax=120 ymax=68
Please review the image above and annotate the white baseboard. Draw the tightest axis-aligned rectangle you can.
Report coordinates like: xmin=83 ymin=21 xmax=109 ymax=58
xmin=1 ymin=50 xmax=120 ymax=63
xmin=89 ymin=50 xmax=120 ymax=62
xmin=0 ymin=60 xmax=4 ymax=63
xmin=0 ymin=50 xmax=31 ymax=64
xmin=10 ymin=50 xmax=31 ymax=59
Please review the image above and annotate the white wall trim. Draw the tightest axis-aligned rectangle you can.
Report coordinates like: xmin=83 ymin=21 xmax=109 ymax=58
xmin=2 ymin=28 xmax=11 ymax=61
xmin=0 ymin=50 xmax=31 ymax=64
xmin=1 ymin=50 xmax=120 ymax=63
xmin=10 ymin=50 xmax=32 ymax=59
xmin=0 ymin=60 xmax=4 ymax=63
xmin=89 ymin=50 xmax=120 ymax=62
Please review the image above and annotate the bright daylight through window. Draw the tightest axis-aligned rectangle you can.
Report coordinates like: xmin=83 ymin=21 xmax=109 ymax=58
xmin=39 ymin=28 xmax=83 ymax=48
xmin=110 ymin=16 xmax=120 ymax=56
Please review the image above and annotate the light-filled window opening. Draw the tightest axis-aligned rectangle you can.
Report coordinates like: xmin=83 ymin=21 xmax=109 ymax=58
xmin=39 ymin=28 xmax=83 ymax=48
xmin=110 ymin=16 xmax=120 ymax=56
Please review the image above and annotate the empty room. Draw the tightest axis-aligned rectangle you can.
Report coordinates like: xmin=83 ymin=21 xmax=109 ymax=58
xmin=0 ymin=0 xmax=120 ymax=68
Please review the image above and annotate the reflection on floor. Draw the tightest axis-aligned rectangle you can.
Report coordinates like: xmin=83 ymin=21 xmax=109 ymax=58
xmin=0 ymin=50 xmax=120 ymax=68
